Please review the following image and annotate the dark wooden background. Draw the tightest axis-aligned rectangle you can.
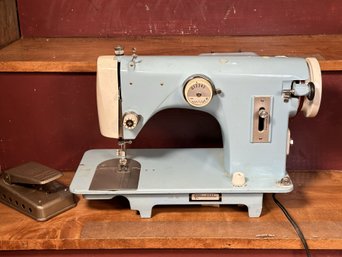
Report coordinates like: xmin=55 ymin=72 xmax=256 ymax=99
xmin=17 ymin=0 xmax=342 ymax=36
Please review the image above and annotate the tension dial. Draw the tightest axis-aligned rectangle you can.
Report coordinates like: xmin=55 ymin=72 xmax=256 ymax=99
xmin=123 ymin=112 xmax=139 ymax=130
xmin=183 ymin=76 xmax=214 ymax=107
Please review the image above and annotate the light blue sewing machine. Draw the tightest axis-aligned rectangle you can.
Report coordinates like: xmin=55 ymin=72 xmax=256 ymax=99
xmin=70 ymin=47 xmax=322 ymax=218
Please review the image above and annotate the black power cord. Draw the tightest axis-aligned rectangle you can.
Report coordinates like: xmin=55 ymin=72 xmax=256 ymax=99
xmin=272 ymin=193 xmax=311 ymax=257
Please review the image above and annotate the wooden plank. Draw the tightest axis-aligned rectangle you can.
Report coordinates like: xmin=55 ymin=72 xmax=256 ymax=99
xmin=0 ymin=170 xmax=341 ymax=250
xmin=0 ymin=35 xmax=341 ymax=72
xmin=0 ymin=0 xmax=20 ymax=48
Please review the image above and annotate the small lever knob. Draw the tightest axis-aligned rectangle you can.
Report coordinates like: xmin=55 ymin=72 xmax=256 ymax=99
xmin=258 ymin=109 xmax=269 ymax=119
xmin=232 ymin=172 xmax=246 ymax=187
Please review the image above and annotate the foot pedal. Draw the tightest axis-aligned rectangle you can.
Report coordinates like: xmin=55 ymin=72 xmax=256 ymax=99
xmin=0 ymin=162 xmax=76 ymax=221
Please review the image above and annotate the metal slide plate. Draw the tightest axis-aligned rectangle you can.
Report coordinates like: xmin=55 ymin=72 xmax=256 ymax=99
xmin=89 ymin=158 xmax=141 ymax=190
xmin=252 ymin=96 xmax=272 ymax=143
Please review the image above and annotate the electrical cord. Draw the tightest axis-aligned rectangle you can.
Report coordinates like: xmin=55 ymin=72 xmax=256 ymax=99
xmin=272 ymin=193 xmax=311 ymax=257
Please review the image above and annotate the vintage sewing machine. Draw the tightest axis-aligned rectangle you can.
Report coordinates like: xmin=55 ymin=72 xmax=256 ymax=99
xmin=70 ymin=47 xmax=322 ymax=218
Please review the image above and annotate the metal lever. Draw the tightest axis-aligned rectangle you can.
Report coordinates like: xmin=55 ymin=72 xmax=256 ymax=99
xmin=282 ymin=81 xmax=313 ymax=102
xmin=128 ymin=48 xmax=141 ymax=69
xmin=258 ymin=109 xmax=269 ymax=119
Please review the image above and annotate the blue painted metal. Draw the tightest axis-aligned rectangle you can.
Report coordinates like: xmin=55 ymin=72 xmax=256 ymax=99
xmin=70 ymin=54 xmax=312 ymax=218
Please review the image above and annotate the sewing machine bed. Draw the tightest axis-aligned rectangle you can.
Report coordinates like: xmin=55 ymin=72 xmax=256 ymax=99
xmin=70 ymin=149 xmax=292 ymax=218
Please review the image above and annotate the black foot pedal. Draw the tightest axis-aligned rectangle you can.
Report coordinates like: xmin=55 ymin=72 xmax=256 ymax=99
xmin=0 ymin=162 xmax=76 ymax=221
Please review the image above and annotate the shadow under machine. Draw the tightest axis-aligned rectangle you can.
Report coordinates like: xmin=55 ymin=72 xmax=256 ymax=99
xmin=70 ymin=47 xmax=322 ymax=218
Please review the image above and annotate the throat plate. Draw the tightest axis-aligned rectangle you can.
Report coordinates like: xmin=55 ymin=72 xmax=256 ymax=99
xmin=89 ymin=158 xmax=141 ymax=190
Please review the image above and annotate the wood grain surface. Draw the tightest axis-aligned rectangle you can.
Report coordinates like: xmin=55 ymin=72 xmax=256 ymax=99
xmin=0 ymin=170 xmax=341 ymax=250
xmin=0 ymin=35 xmax=341 ymax=72
xmin=0 ymin=0 xmax=20 ymax=48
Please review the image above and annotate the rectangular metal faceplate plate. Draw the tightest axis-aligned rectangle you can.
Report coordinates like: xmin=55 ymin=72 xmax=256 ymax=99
xmin=189 ymin=193 xmax=222 ymax=202
xmin=251 ymin=96 xmax=272 ymax=143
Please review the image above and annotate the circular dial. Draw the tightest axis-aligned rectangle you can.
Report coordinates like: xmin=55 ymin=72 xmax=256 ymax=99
xmin=183 ymin=77 xmax=214 ymax=107
xmin=123 ymin=112 xmax=139 ymax=130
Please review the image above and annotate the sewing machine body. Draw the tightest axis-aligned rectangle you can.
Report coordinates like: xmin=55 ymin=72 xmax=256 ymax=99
xmin=70 ymin=52 xmax=321 ymax=218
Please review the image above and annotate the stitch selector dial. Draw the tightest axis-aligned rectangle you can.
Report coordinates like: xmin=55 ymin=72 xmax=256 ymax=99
xmin=123 ymin=112 xmax=139 ymax=130
xmin=184 ymin=76 xmax=214 ymax=107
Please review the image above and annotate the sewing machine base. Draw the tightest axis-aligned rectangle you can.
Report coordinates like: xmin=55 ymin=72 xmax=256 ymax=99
xmin=85 ymin=192 xmax=264 ymax=218
xmin=70 ymin=149 xmax=293 ymax=218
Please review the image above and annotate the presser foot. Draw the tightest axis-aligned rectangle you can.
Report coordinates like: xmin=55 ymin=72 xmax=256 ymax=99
xmin=89 ymin=158 xmax=141 ymax=191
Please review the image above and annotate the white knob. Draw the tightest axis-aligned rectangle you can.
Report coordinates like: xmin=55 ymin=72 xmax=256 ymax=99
xmin=232 ymin=172 xmax=246 ymax=187
xmin=123 ymin=112 xmax=139 ymax=130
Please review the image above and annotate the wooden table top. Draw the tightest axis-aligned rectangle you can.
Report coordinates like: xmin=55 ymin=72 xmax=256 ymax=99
xmin=0 ymin=170 xmax=341 ymax=250
xmin=0 ymin=35 xmax=341 ymax=72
